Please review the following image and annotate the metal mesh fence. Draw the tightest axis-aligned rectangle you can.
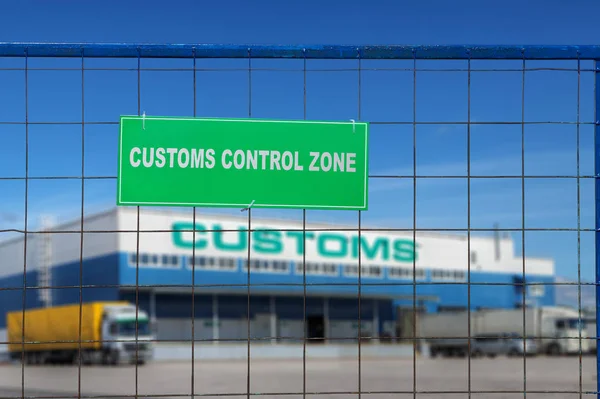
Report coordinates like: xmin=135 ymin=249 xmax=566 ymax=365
xmin=0 ymin=44 xmax=598 ymax=398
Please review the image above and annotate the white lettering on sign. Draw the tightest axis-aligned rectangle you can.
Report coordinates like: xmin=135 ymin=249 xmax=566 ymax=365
xmin=309 ymin=152 xmax=356 ymax=172
xmin=222 ymin=149 xmax=232 ymax=169
xmin=178 ymin=148 xmax=190 ymax=168
xmin=156 ymin=148 xmax=166 ymax=168
xmin=130 ymin=147 xmax=141 ymax=167
xmin=167 ymin=148 xmax=177 ymax=168
xmin=191 ymin=148 xmax=216 ymax=169
xmin=128 ymin=147 xmax=357 ymax=173
xmin=129 ymin=147 xmax=217 ymax=169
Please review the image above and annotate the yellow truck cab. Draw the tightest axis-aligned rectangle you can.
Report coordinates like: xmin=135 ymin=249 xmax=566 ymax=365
xmin=6 ymin=301 xmax=154 ymax=366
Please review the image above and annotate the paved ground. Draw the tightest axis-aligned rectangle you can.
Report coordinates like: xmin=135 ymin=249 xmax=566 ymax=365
xmin=0 ymin=356 xmax=597 ymax=399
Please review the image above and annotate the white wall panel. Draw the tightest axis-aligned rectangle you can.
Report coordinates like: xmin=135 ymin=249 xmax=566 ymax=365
xmin=329 ymin=321 xmax=373 ymax=340
xmin=156 ymin=318 xmax=191 ymax=341
xmin=156 ymin=318 xmax=214 ymax=342
xmin=278 ymin=320 xmax=303 ymax=340
xmin=116 ymin=207 xmax=554 ymax=276
xmin=0 ymin=238 xmax=27 ymax=278
xmin=0 ymin=210 xmax=118 ymax=279
xmin=0 ymin=329 xmax=6 ymax=354
xmin=219 ymin=319 xmax=246 ymax=341
xmin=0 ymin=206 xmax=554 ymax=280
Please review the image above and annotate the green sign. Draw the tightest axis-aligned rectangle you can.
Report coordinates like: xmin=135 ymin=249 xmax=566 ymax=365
xmin=117 ymin=116 xmax=369 ymax=210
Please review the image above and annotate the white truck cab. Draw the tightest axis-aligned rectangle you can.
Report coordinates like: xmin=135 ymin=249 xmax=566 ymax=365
xmin=543 ymin=315 xmax=589 ymax=355
xmin=100 ymin=304 xmax=155 ymax=365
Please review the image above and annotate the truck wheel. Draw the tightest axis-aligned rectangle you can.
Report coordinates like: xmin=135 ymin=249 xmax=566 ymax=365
xmin=37 ymin=352 xmax=48 ymax=365
xmin=429 ymin=347 xmax=438 ymax=358
xmin=508 ymin=349 xmax=519 ymax=357
xmin=30 ymin=352 xmax=40 ymax=365
xmin=80 ymin=351 xmax=92 ymax=366
xmin=547 ymin=344 xmax=561 ymax=356
xmin=104 ymin=350 xmax=118 ymax=366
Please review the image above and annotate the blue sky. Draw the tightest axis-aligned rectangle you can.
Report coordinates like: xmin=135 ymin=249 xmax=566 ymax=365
xmin=0 ymin=0 xmax=598 ymax=284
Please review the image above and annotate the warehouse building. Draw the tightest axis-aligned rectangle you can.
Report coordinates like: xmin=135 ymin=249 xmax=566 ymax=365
xmin=0 ymin=207 xmax=555 ymax=343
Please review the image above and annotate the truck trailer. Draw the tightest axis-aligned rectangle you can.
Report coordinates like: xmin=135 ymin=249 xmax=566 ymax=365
xmin=418 ymin=306 xmax=589 ymax=357
xmin=6 ymin=301 xmax=154 ymax=365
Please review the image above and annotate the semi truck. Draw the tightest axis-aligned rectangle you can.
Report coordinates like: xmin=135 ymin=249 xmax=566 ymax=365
xmin=584 ymin=316 xmax=596 ymax=354
xmin=6 ymin=301 xmax=154 ymax=365
xmin=418 ymin=306 xmax=590 ymax=357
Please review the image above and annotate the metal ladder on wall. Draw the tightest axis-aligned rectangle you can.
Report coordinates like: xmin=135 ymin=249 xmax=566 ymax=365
xmin=37 ymin=216 xmax=54 ymax=307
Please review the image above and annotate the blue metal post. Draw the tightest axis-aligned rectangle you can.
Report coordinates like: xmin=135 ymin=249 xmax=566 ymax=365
xmin=594 ymin=60 xmax=600 ymax=399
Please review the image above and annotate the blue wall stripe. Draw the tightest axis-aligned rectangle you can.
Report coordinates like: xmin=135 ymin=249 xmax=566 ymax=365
xmin=0 ymin=254 xmax=120 ymax=328
xmin=117 ymin=253 xmax=555 ymax=311
xmin=0 ymin=250 xmax=556 ymax=328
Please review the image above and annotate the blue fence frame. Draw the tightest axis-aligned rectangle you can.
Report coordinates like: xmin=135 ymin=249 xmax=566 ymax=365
xmin=0 ymin=42 xmax=598 ymax=396
xmin=0 ymin=43 xmax=599 ymax=59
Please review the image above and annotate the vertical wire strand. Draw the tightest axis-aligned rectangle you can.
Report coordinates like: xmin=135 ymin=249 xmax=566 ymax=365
xmin=576 ymin=55 xmax=583 ymax=399
xmin=134 ymin=48 xmax=141 ymax=399
xmin=246 ymin=208 xmax=251 ymax=399
xmin=356 ymin=47 xmax=363 ymax=399
xmin=521 ymin=50 xmax=527 ymax=398
xmin=302 ymin=48 xmax=307 ymax=399
xmin=20 ymin=46 xmax=28 ymax=399
xmin=466 ymin=52 xmax=472 ymax=399
xmin=594 ymin=58 xmax=600 ymax=399
xmin=412 ymin=49 xmax=418 ymax=399
xmin=246 ymin=48 xmax=252 ymax=399
xmin=191 ymin=47 xmax=197 ymax=399
xmin=77 ymin=47 xmax=85 ymax=399
xmin=302 ymin=208 xmax=307 ymax=399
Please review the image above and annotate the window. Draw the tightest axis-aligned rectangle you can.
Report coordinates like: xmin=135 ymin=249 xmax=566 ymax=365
xmin=344 ymin=265 xmax=359 ymax=276
xmin=470 ymin=251 xmax=477 ymax=264
xmin=368 ymin=266 xmax=382 ymax=278
xmin=296 ymin=262 xmax=337 ymax=276
xmin=218 ymin=257 xmax=236 ymax=270
xmin=324 ymin=264 xmax=337 ymax=275
xmin=188 ymin=256 xmax=203 ymax=268
xmin=272 ymin=260 xmax=289 ymax=272
xmin=342 ymin=265 xmax=382 ymax=278
xmin=454 ymin=270 xmax=465 ymax=280
xmin=431 ymin=269 xmax=467 ymax=281
xmin=131 ymin=252 xmax=181 ymax=269
xmin=388 ymin=267 xmax=425 ymax=280
xmin=188 ymin=256 xmax=235 ymax=271
xmin=242 ymin=258 xmax=289 ymax=273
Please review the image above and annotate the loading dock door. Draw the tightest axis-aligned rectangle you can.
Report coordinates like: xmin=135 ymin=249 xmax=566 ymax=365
xmin=396 ymin=306 xmax=425 ymax=340
xmin=307 ymin=315 xmax=325 ymax=342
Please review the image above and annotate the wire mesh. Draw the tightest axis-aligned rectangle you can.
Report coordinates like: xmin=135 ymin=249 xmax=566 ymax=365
xmin=0 ymin=44 xmax=597 ymax=399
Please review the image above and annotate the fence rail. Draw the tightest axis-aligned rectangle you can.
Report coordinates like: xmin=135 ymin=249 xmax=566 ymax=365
xmin=1 ymin=43 xmax=600 ymax=59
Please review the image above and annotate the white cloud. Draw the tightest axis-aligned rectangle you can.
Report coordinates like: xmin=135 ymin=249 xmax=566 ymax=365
xmin=371 ymin=147 xmax=592 ymax=193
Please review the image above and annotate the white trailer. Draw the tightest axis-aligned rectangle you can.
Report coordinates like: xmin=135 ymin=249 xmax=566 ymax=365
xmin=418 ymin=306 xmax=589 ymax=357
xmin=584 ymin=317 xmax=596 ymax=354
